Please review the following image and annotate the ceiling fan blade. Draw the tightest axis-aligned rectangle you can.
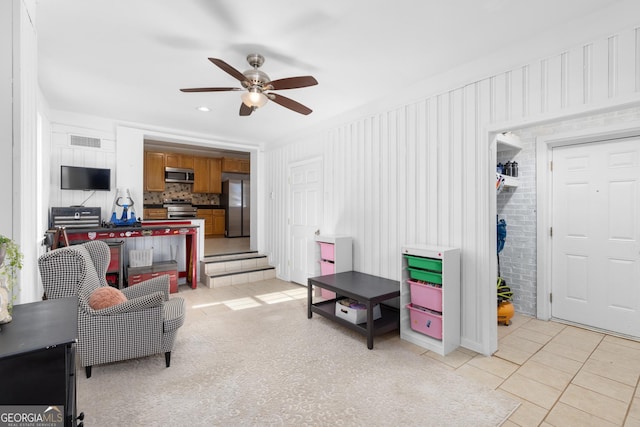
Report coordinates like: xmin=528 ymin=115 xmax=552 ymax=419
xmin=209 ymin=58 xmax=248 ymax=84
xmin=239 ymin=103 xmax=253 ymax=116
xmin=180 ymin=87 xmax=242 ymax=92
xmin=268 ymin=93 xmax=313 ymax=115
xmin=266 ymin=76 xmax=318 ymax=90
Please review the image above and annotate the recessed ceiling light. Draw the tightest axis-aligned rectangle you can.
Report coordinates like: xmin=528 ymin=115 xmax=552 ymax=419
xmin=196 ymin=106 xmax=210 ymax=112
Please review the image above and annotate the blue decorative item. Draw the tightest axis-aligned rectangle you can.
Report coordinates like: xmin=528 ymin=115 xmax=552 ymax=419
xmin=497 ymin=218 xmax=507 ymax=254
xmin=109 ymin=188 xmax=138 ymax=226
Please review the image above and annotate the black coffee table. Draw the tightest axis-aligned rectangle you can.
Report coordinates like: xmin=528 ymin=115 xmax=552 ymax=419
xmin=307 ymin=271 xmax=400 ymax=349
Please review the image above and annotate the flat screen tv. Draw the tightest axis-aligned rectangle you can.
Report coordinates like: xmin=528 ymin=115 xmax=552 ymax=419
xmin=60 ymin=165 xmax=111 ymax=191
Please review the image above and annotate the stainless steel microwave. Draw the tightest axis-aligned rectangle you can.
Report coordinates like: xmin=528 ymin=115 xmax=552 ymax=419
xmin=165 ymin=167 xmax=194 ymax=184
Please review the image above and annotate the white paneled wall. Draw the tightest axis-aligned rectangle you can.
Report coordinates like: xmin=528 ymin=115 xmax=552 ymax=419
xmin=50 ymin=123 xmax=118 ymax=223
xmin=264 ymin=24 xmax=640 ymax=354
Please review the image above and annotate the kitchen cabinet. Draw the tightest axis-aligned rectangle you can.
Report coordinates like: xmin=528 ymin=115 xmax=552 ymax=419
xmin=222 ymin=157 xmax=250 ymax=173
xmin=165 ymin=153 xmax=179 ymax=168
xmin=209 ymin=157 xmax=222 ymax=193
xmin=197 ymin=209 xmax=214 ymax=236
xmin=193 ymin=157 xmax=222 ymax=194
xmin=198 ymin=208 xmax=225 ymax=236
xmin=144 ymin=151 xmax=165 ymax=192
xmin=212 ymin=209 xmax=225 ymax=235
xmin=166 ymin=153 xmax=194 ymax=169
xmin=143 ymin=208 xmax=167 ymax=219
xmin=193 ymin=157 xmax=210 ymax=193
xmin=400 ymin=245 xmax=460 ymax=356
xmin=179 ymin=155 xmax=194 ymax=169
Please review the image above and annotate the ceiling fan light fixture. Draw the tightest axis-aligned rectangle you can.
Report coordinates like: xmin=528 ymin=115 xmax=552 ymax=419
xmin=241 ymin=88 xmax=268 ymax=108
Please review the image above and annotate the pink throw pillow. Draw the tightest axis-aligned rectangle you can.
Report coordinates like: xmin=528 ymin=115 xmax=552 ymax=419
xmin=89 ymin=287 xmax=127 ymax=310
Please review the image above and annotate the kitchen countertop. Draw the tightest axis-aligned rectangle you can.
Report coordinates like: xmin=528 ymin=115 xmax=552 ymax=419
xmin=193 ymin=205 xmax=223 ymax=209
xmin=144 ymin=204 xmax=164 ymax=208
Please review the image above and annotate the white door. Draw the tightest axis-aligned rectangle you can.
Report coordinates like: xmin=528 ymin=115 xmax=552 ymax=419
xmin=552 ymin=137 xmax=640 ymax=336
xmin=289 ymin=159 xmax=322 ymax=285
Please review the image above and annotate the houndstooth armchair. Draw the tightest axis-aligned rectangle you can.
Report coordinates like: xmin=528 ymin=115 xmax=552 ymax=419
xmin=38 ymin=240 xmax=186 ymax=378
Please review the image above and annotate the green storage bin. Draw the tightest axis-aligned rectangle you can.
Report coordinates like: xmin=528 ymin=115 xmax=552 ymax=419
xmin=404 ymin=255 xmax=442 ymax=272
xmin=408 ymin=267 xmax=442 ymax=284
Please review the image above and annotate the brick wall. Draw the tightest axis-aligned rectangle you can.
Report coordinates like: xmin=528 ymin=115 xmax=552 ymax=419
xmin=497 ymin=138 xmax=537 ymax=315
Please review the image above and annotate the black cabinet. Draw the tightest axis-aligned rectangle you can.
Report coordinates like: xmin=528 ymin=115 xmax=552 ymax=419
xmin=0 ymin=297 xmax=79 ymax=426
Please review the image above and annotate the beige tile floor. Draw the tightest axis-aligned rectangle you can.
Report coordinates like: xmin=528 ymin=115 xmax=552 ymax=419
xmin=426 ymin=313 xmax=640 ymax=427
xmin=194 ymin=243 xmax=640 ymax=426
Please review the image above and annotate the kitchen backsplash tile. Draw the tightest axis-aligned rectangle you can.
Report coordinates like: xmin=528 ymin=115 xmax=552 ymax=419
xmin=144 ymin=183 xmax=220 ymax=205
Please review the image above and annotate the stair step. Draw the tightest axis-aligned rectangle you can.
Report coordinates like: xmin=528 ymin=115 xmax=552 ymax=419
xmin=200 ymin=253 xmax=270 ymax=277
xmin=201 ymin=251 xmax=259 ymax=262
xmin=203 ymin=266 xmax=276 ymax=288
xmin=200 ymin=251 xmax=276 ymax=288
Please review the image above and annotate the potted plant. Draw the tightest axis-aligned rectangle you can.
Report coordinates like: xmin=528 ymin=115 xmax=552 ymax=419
xmin=0 ymin=234 xmax=24 ymax=314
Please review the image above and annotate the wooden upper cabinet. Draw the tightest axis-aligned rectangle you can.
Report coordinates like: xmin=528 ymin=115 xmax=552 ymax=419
xmin=222 ymin=157 xmax=250 ymax=173
xmin=192 ymin=157 xmax=210 ymax=193
xmin=193 ymin=157 xmax=222 ymax=194
xmin=165 ymin=153 xmax=180 ymax=168
xmin=209 ymin=158 xmax=222 ymax=194
xmin=146 ymin=150 xmax=225 ymax=194
xmin=144 ymin=151 xmax=165 ymax=192
xmin=239 ymin=159 xmax=250 ymax=173
xmin=221 ymin=157 xmax=239 ymax=172
xmin=166 ymin=153 xmax=194 ymax=169
xmin=179 ymin=155 xmax=194 ymax=169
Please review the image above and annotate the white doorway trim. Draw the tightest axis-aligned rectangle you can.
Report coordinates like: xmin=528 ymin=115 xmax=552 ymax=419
xmin=485 ymin=96 xmax=640 ymax=355
xmin=536 ymin=121 xmax=640 ymax=320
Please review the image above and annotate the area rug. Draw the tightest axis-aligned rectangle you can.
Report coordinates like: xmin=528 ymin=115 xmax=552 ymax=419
xmin=77 ymin=294 xmax=518 ymax=426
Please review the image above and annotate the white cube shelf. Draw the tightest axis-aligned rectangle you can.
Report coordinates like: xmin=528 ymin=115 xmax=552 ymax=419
xmin=315 ymin=235 xmax=352 ymax=274
xmin=401 ymin=244 xmax=460 ymax=356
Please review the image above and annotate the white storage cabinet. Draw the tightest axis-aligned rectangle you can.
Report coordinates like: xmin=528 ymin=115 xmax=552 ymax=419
xmin=401 ymin=244 xmax=460 ymax=356
xmin=315 ymin=235 xmax=352 ymax=299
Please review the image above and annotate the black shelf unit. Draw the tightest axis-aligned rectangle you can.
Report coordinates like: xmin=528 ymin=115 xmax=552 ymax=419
xmin=307 ymin=271 xmax=400 ymax=349
xmin=310 ymin=299 xmax=400 ymax=336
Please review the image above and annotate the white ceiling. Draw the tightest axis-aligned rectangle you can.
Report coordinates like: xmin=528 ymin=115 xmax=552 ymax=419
xmin=36 ymin=0 xmax=630 ymax=147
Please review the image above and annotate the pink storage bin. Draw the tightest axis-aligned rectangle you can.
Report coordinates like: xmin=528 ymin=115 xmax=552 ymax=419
xmin=408 ymin=280 xmax=442 ymax=312
xmin=320 ymin=260 xmax=336 ymax=299
xmin=319 ymin=242 xmax=335 ymax=261
xmin=406 ymin=303 xmax=443 ymax=340
xmin=320 ymin=260 xmax=335 ymax=275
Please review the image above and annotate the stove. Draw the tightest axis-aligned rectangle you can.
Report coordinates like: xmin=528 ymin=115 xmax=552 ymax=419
xmin=162 ymin=198 xmax=197 ymax=219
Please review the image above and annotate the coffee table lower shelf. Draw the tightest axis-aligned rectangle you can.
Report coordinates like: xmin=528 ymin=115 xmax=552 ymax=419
xmin=309 ymin=300 xmax=400 ymax=347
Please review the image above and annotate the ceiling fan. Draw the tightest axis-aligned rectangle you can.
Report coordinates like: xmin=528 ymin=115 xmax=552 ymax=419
xmin=180 ymin=53 xmax=318 ymax=116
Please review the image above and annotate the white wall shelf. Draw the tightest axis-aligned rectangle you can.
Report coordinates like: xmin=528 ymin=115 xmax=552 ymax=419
xmin=496 ymin=132 xmax=523 ymax=152
xmin=496 ymin=132 xmax=521 ymax=191
xmin=500 ymin=174 xmax=519 ymax=188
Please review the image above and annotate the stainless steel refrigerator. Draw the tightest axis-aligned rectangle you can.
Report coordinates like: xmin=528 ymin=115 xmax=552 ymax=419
xmin=222 ymin=179 xmax=250 ymax=237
